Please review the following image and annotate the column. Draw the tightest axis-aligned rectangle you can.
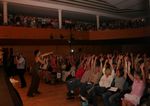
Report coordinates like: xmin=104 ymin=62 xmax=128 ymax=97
xmin=58 ymin=9 xmax=62 ymax=29
xmin=145 ymin=0 xmax=150 ymax=25
xmin=3 ymin=1 xmax=8 ymax=24
xmin=148 ymin=0 xmax=150 ymax=25
xmin=96 ymin=15 xmax=99 ymax=30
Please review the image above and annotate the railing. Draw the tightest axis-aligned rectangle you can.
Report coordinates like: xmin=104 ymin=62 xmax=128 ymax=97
xmin=89 ymin=27 xmax=150 ymax=40
xmin=0 ymin=26 xmax=149 ymax=40
xmin=0 ymin=26 xmax=89 ymax=40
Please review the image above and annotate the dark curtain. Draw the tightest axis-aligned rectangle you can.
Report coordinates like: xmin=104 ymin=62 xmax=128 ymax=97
xmin=0 ymin=66 xmax=23 ymax=106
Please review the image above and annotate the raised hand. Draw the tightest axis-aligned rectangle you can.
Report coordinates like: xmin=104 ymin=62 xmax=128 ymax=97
xmin=140 ymin=63 xmax=144 ymax=71
xmin=107 ymin=54 xmax=109 ymax=59
xmin=95 ymin=56 xmax=98 ymax=60
xmin=135 ymin=54 xmax=142 ymax=63
xmin=124 ymin=56 xmax=128 ymax=62
xmin=105 ymin=59 xmax=108 ymax=64
xmin=100 ymin=57 xmax=104 ymax=62
xmin=128 ymin=61 xmax=131 ymax=67
xmin=140 ymin=63 xmax=146 ymax=82
xmin=127 ymin=61 xmax=134 ymax=81
xmin=119 ymin=55 xmax=123 ymax=60
xmin=126 ymin=52 xmax=129 ymax=56
xmin=137 ymin=54 xmax=140 ymax=58
xmin=109 ymin=58 xmax=113 ymax=65
xmin=127 ymin=61 xmax=131 ymax=73
xmin=130 ymin=53 xmax=133 ymax=57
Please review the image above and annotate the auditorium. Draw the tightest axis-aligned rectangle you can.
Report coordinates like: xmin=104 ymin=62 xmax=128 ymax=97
xmin=0 ymin=0 xmax=150 ymax=106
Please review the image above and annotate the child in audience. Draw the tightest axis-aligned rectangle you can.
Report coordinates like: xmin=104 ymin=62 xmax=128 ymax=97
xmin=122 ymin=61 xmax=145 ymax=106
xmin=66 ymin=57 xmax=87 ymax=99
xmin=89 ymin=56 xmax=115 ymax=106
xmin=80 ymin=56 xmax=103 ymax=102
xmin=102 ymin=55 xmax=127 ymax=106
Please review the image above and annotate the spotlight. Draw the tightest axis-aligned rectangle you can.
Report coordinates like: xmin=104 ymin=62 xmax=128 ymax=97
xmin=71 ymin=49 xmax=74 ymax=53
xmin=68 ymin=40 xmax=71 ymax=44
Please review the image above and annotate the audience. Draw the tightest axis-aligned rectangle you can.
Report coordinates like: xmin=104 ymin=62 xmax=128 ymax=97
xmin=5 ymin=14 xmax=96 ymax=31
xmin=102 ymin=55 xmax=127 ymax=106
xmin=66 ymin=56 xmax=89 ymax=99
xmin=0 ymin=13 xmax=147 ymax=31
xmin=33 ymin=52 xmax=149 ymax=106
xmin=2 ymin=47 xmax=150 ymax=106
xmin=88 ymin=56 xmax=115 ymax=106
xmin=63 ymin=53 xmax=149 ymax=106
xmin=79 ymin=55 xmax=103 ymax=103
xmin=122 ymin=61 xmax=145 ymax=106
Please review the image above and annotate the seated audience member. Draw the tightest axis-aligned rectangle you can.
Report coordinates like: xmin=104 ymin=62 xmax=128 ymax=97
xmin=61 ymin=60 xmax=67 ymax=82
xmin=63 ymin=62 xmax=76 ymax=82
xmin=66 ymin=57 xmax=87 ymax=99
xmin=89 ymin=57 xmax=115 ymax=106
xmin=67 ymin=56 xmax=95 ymax=99
xmin=102 ymin=55 xmax=128 ymax=106
xmin=50 ymin=54 xmax=57 ymax=72
xmin=80 ymin=56 xmax=103 ymax=101
xmin=40 ymin=56 xmax=50 ymax=83
xmin=122 ymin=61 xmax=145 ymax=106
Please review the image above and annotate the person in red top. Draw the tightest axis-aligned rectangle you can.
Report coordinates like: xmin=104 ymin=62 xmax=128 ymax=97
xmin=75 ymin=66 xmax=85 ymax=79
xmin=66 ymin=58 xmax=87 ymax=99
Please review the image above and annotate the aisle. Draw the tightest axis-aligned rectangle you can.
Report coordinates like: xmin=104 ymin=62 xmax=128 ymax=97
xmin=14 ymin=74 xmax=80 ymax=106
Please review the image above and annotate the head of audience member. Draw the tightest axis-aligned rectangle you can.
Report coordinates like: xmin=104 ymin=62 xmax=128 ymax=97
xmin=116 ymin=67 xmax=124 ymax=77
xmin=134 ymin=60 xmax=144 ymax=81
xmin=105 ymin=63 xmax=111 ymax=77
xmin=95 ymin=59 xmax=100 ymax=67
xmin=34 ymin=49 xmax=40 ymax=57
xmin=18 ymin=53 xmax=23 ymax=58
xmin=112 ymin=62 xmax=117 ymax=71
xmin=134 ymin=71 xmax=142 ymax=81
xmin=105 ymin=68 xmax=111 ymax=77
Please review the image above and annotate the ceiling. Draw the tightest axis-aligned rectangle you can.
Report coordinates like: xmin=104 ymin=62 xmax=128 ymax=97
xmin=7 ymin=2 xmax=97 ymax=22
xmin=33 ymin=0 xmax=148 ymax=17
xmin=8 ymin=3 xmax=58 ymax=18
xmin=0 ymin=0 xmax=149 ymax=22
xmin=105 ymin=0 xmax=147 ymax=10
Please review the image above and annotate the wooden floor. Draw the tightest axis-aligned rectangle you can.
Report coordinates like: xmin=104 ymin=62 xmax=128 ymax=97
xmin=14 ymin=74 xmax=81 ymax=106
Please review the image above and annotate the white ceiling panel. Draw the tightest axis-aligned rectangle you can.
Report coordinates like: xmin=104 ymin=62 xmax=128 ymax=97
xmin=34 ymin=0 xmax=148 ymax=17
xmin=8 ymin=3 xmax=58 ymax=18
xmin=0 ymin=0 xmax=148 ymax=22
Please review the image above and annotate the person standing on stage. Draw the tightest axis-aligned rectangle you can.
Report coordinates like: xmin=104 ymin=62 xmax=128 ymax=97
xmin=27 ymin=49 xmax=52 ymax=97
xmin=16 ymin=53 xmax=27 ymax=88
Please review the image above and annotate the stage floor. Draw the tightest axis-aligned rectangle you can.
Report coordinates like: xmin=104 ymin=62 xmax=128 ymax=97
xmin=14 ymin=74 xmax=80 ymax=106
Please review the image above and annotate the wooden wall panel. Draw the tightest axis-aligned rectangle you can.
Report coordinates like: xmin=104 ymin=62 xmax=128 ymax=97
xmin=0 ymin=26 xmax=149 ymax=66
xmin=1 ymin=45 xmax=70 ymax=66
xmin=89 ymin=27 xmax=150 ymax=40
xmin=2 ymin=44 xmax=149 ymax=67
xmin=0 ymin=26 xmax=149 ymax=40
xmin=0 ymin=26 xmax=89 ymax=40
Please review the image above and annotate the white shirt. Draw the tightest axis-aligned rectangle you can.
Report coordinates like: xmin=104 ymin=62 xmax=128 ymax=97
xmin=17 ymin=57 xmax=25 ymax=69
xmin=99 ymin=68 xmax=115 ymax=88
